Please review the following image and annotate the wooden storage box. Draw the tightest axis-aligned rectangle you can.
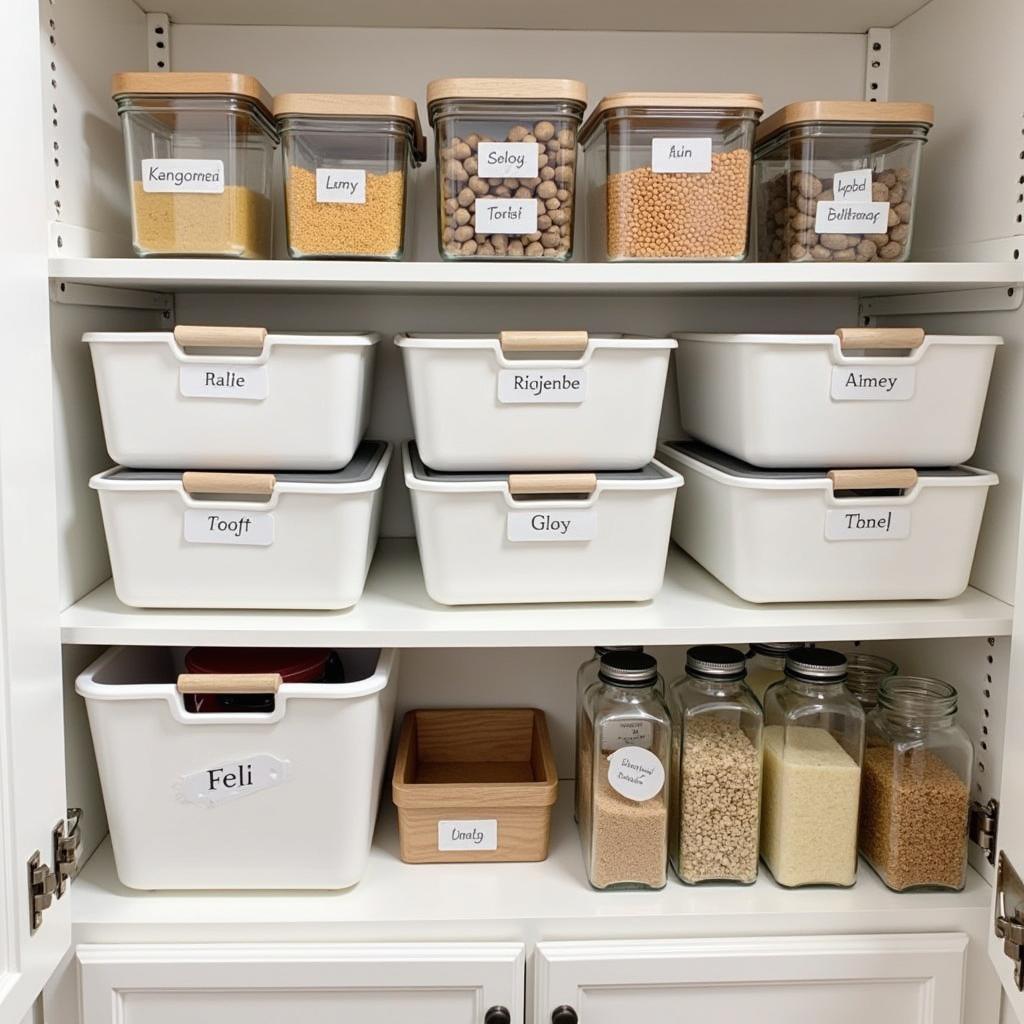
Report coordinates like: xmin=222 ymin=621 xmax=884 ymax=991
xmin=392 ymin=708 xmax=558 ymax=864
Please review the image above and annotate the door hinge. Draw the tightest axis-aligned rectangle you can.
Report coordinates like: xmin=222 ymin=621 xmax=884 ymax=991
xmin=27 ymin=850 xmax=56 ymax=934
xmin=996 ymin=851 xmax=1024 ymax=991
xmin=970 ymin=798 xmax=999 ymax=864
xmin=53 ymin=807 xmax=82 ymax=897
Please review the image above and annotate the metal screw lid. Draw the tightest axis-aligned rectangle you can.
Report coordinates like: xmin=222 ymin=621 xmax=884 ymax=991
xmin=598 ymin=650 xmax=659 ymax=687
xmin=749 ymin=641 xmax=805 ymax=657
xmin=784 ymin=647 xmax=847 ymax=683
xmin=594 ymin=645 xmax=643 ymax=656
xmin=686 ymin=644 xmax=747 ymax=681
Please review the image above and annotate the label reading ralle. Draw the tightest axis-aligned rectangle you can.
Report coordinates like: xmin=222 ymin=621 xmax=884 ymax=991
xmin=179 ymin=364 xmax=269 ymax=400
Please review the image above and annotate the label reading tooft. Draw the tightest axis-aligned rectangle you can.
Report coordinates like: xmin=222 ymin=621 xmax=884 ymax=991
xmin=316 ymin=168 xmax=366 ymax=204
xmin=183 ymin=509 xmax=275 ymax=546
xmin=497 ymin=368 xmax=587 ymax=404
xmin=477 ymin=142 xmax=539 ymax=179
xmin=142 ymin=159 xmax=225 ymax=194
xmin=507 ymin=509 xmax=597 ymax=542
xmin=830 ymin=365 xmax=915 ymax=401
xmin=825 ymin=508 xmax=911 ymax=541
xmin=607 ymin=746 xmax=665 ymax=802
xmin=179 ymin=364 xmax=268 ymax=400
xmin=179 ymin=754 xmax=290 ymax=807
xmin=651 ymin=137 xmax=712 ymax=174
xmin=475 ymin=198 xmax=538 ymax=234
xmin=437 ymin=819 xmax=498 ymax=852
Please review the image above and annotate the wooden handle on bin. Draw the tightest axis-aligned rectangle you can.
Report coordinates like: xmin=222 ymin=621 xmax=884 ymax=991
xmin=499 ymin=330 xmax=589 ymax=353
xmin=835 ymin=327 xmax=925 ymax=350
xmin=173 ymin=325 xmax=268 ymax=349
xmin=182 ymin=472 xmax=276 ymax=498
xmin=177 ymin=673 xmax=283 ymax=694
xmin=508 ymin=473 xmax=597 ymax=495
xmin=828 ymin=468 xmax=918 ymax=491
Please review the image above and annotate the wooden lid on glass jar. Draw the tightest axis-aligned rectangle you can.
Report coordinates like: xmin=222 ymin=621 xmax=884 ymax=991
xmin=580 ymin=92 xmax=763 ymax=143
xmin=426 ymin=77 xmax=587 ymax=106
xmin=111 ymin=71 xmax=273 ymax=119
xmin=757 ymin=100 xmax=935 ymax=145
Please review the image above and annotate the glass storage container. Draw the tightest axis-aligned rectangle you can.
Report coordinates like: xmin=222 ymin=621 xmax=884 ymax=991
xmin=761 ymin=647 xmax=865 ymax=887
xmin=859 ymin=677 xmax=972 ymax=892
xmin=274 ymin=93 xmax=426 ymax=260
xmin=112 ymin=72 xmax=278 ymax=258
xmin=668 ymin=645 xmax=763 ymax=885
xmin=426 ymin=78 xmax=587 ymax=260
xmin=581 ymin=651 xmax=669 ymax=890
xmin=744 ymin=641 xmax=806 ymax=705
xmin=845 ymin=652 xmax=899 ymax=712
xmin=753 ymin=100 xmax=933 ymax=263
xmin=579 ymin=93 xmax=763 ymax=261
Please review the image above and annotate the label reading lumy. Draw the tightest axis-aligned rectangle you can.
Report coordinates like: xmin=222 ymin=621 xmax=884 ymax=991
xmin=833 ymin=168 xmax=873 ymax=201
xmin=815 ymin=200 xmax=890 ymax=233
xmin=179 ymin=754 xmax=290 ymax=807
xmin=497 ymin=368 xmax=587 ymax=404
xmin=477 ymin=141 xmax=539 ymax=178
xmin=830 ymin=365 xmax=915 ymax=401
xmin=475 ymin=198 xmax=538 ymax=234
xmin=825 ymin=508 xmax=911 ymax=541
xmin=316 ymin=167 xmax=366 ymax=204
xmin=603 ymin=720 xmax=655 ymax=751
xmin=142 ymin=158 xmax=225 ymax=194
xmin=179 ymin=364 xmax=269 ymax=401
xmin=507 ymin=509 xmax=597 ymax=543
xmin=437 ymin=819 xmax=499 ymax=852
xmin=651 ymin=137 xmax=712 ymax=174
xmin=607 ymin=746 xmax=665 ymax=802
xmin=183 ymin=509 xmax=275 ymax=546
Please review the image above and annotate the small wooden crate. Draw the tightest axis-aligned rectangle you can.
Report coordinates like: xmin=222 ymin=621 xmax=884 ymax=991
xmin=391 ymin=708 xmax=559 ymax=864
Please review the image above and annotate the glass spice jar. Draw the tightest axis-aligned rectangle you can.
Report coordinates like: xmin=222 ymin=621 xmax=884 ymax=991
xmin=744 ymin=642 xmax=807 ymax=705
xmin=845 ymin=652 xmax=899 ymax=712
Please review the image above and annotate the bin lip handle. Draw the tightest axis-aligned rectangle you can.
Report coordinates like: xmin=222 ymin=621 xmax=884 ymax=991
xmin=827 ymin=468 xmax=919 ymax=492
xmin=177 ymin=673 xmax=283 ymax=694
xmin=835 ymin=327 xmax=925 ymax=351
xmin=173 ymin=325 xmax=269 ymax=350
xmin=182 ymin=471 xmax=277 ymax=498
xmin=499 ymin=330 xmax=589 ymax=353
xmin=507 ymin=472 xmax=598 ymax=496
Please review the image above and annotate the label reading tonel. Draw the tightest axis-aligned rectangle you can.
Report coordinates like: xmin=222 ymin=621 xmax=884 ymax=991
xmin=832 ymin=168 xmax=873 ymax=201
xmin=507 ymin=509 xmax=597 ymax=543
xmin=475 ymin=198 xmax=537 ymax=234
xmin=179 ymin=364 xmax=269 ymax=401
xmin=142 ymin=158 xmax=225 ymax=194
xmin=497 ymin=368 xmax=587 ymax=404
xmin=437 ymin=819 xmax=498 ymax=852
xmin=604 ymin=720 xmax=655 ymax=751
xmin=316 ymin=167 xmax=366 ymax=204
xmin=651 ymin=137 xmax=712 ymax=174
xmin=179 ymin=754 xmax=290 ymax=807
xmin=825 ymin=508 xmax=911 ymax=541
xmin=815 ymin=200 xmax=890 ymax=233
xmin=477 ymin=141 xmax=539 ymax=178
xmin=830 ymin=365 xmax=915 ymax=401
xmin=183 ymin=509 xmax=275 ymax=546
xmin=607 ymin=746 xmax=665 ymax=802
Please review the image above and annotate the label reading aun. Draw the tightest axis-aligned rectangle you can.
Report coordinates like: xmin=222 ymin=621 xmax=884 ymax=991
xmin=825 ymin=508 xmax=911 ymax=541
xmin=475 ymin=198 xmax=538 ymax=234
xmin=651 ymin=137 xmax=712 ymax=174
xmin=183 ymin=509 xmax=275 ymax=546
xmin=607 ymin=746 xmax=665 ymax=802
xmin=316 ymin=167 xmax=366 ymax=204
xmin=179 ymin=364 xmax=269 ymax=401
xmin=507 ymin=508 xmax=597 ymax=542
xmin=179 ymin=754 xmax=290 ymax=807
xmin=437 ymin=819 xmax=499 ymax=852
xmin=142 ymin=158 xmax=225 ymax=194
xmin=497 ymin=368 xmax=587 ymax=404
xmin=603 ymin=720 xmax=655 ymax=751
xmin=830 ymin=364 xmax=915 ymax=401
xmin=815 ymin=200 xmax=890 ymax=234
xmin=477 ymin=141 xmax=539 ymax=179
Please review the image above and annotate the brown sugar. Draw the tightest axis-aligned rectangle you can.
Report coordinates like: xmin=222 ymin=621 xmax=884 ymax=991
xmin=589 ymin=770 xmax=667 ymax=889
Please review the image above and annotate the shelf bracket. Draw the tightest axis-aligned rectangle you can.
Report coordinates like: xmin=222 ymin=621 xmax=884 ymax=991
xmin=147 ymin=13 xmax=171 ymax=72
xmin=859 ymin=283 xmax=1024 ymax=321
xmin=864 ymin=28 xmax=891 ymax=102
xmin=50 ymin=280 xmax=173 ymax=314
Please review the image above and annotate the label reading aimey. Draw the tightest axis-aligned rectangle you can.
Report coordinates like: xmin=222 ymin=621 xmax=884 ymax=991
xmin=179 ymin=364 xmax=268 ymax=400
xmin=825 ymin=508 xmax=911 ymax=541
xmin=437 ymin=819 xmax=498 ymax=852
xmin=475 ymin=198 xmax=538 ymax=234
xmin=830 ymin=365 xmax=915 ymax=401
xmin=497 ymin=368 xmax=587 ymax=404
xmin=142 ymin=158 xmax=225 ymax=194
xmin=183 ymin=509 xmax=275 ymax=546
xmin=477 ymin=142 xmax=539 ymax=178
xmin=180 ymin=754 xmax=290 ymax=807
xmin=316 ymin=168 xmax=366 ymax=204
xmin=651 ymin=137 xmax=712 ymax=173
xmin=507 ymin=509 xmax=597 ymax=542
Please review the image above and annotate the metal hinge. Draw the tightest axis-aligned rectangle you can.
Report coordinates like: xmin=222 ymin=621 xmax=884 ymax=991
xmin=53 ymin=808 xmax=82 ymax=897
xmin=996 ymin=852 xmax=1024 ymax=991
xmin=27 ymin=851 xmax=56 ymax=934
xmin=970 ymin=798 xmax=999 ymax=864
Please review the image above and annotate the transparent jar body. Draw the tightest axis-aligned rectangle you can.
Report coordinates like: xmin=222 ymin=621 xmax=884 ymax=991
xmin=116 ymin=95 xmax=278 ymax=258
xmin=668 ymin=673 xmax=763 ymax=884
xmin=754 ymin=122 xmax=928 ymax=263
xmin=582 ymin=681 xmax=670 ymax=890
xmin=431 ymin=98 xmax=584 ymax=260
xmin=845 ymin=653 xmax=899 ymax=714
xmin=761 ymin=678 xmax=865 ymax=887
xmin=279 ymin=115 xmax=417 ymax=260
xmin=745 ymin=651 xmax=787 ymax=706
xmin=582 ymin=107 xmax=759 ymax=261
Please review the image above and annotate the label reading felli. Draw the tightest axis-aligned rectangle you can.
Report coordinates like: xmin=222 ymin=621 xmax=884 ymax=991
xmin=475 ymin=198 xmax=538 ymax=234
xmin=437 ymin=819 xmax=498 ymax=852
xmin=603 ymin=720 xmax=655 ymax=751
xmin=179 ymin=754 xmax=290 ymax=807
xmin=497 ymin=368 xmax=587 ymax=404
xmin=142 ymin=158 xmax=225 ymax=194
xmin=477 ymin=141 xmax=539 ymax=179
xmin=316 ymin=167 xmax=366 ymax=204
xmin=815 ymin=200 xmax=890 ymax=233
xmin=507 ymin=508 xmax=597 ymax=542
xmin=825 ymin=508 xmax=911 ymax=541
xmin=179 ymin=364 xmax=269 ymax=401
xmin=183 ymin=509 xmax=274 ymax=546
xmin=607 ymin=746 xmax=665 ymax=802
xmin=832 ymin=168 xmax=873 ymax=201
xmin=830 ymin=365 xmax=915 ymax=401
xmin=651 ymin=137 xmax=712 ymax=174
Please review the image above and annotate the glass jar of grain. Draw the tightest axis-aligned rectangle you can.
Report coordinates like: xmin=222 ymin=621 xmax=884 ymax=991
xmin=845 ymin=652 xmax=899 ymax=712
xmin=761 ymin=648 xmax=865 ymax=888
xmin=581 ymin=651 xmax=669 ymax=891
xmin=744 ymin=641 xmax=806 ymax=705
xmin=668 ymin=645 xmax=763 ymax=885
xmin=859 ymin=677 xmax=972 ymax=892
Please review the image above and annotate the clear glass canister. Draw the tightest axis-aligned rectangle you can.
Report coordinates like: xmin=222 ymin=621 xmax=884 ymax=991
xmin=581 ymin=651 xmax=670 ymax=891
xmin=753 ymin=101 xmax=933 ymax=263
xmin=744 ymin=641 xmax=806 ymax=705
xmin=761 ymin=647 xmax=865 ymax=887
xmin=579 ymin=93 xmax=763 ymax=261
xmin=274 ymin=94 xmax=426 ymax=259
xmin=112 ymin=72 xmax=278 ymax=258
xmin=845 ymin=652 xmax=899 ymax=712
xmin=427 ymin=78 xmax=587 ymax=260
xmin=859 ymin=677 xmax=972 ymax=892
xmin=669 ymin=645 xmax=763 ymax=885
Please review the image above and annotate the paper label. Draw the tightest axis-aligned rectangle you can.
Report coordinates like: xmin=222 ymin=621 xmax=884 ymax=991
xmin=316 ymin=167 xmax=366 ymax=204
xmin=142 ymin=158 xmax=225 ymax=194
xmin=497 ymin=368 xmax=587 ymax=404
xmin=603 ymin=720 xmax=655 ymax=751
xmin=179 ymin=754 xmax=290 ymax=807
xmin=825 ymin=508 xmax=911 ymax=541
xmin=831 ymin=365 xmax=915 ymax=401
xmin=475 ymin=198 xmax=537 ymax=234
xmin=507 ymin=509 xmax=597 ymax=542
xmin=437 ymin=819 xmax=498 ymax=852
xmin=833 ymin=168 xmax=873 ymax=201
xmin=179 ymin=364 xmax=268 ymax=400
xmin=607 ymin=746 xmax=665 ymax=802
xmin=815 ymin=200 xmax=890 ymax=234
xmin=651 ymin=137 xmax=712 ymax=173
xmin=183 ymin=509 xmax=274 ymax=546
xmin=477 ymin=142 xmax=539 ymax=178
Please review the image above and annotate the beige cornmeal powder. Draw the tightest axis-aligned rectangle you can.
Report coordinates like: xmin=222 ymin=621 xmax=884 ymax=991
xmin=286 ymin=166 xmax=405 ymax=257
xmin=132 ymin=182 xmax=270 ymax=258
xmin=589 ymin=769 xmax=667 ymax=889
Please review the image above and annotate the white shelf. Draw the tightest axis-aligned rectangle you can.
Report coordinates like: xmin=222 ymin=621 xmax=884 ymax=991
xmin=59 ymin=540 xmax=1013 ymax=647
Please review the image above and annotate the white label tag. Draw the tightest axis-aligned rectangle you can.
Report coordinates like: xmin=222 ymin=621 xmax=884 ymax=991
xmin=179 ymin=754 xmax=290 ymax=807
xmin=833 ymin=168 xmax=873 ymax=201
xmin=316 ymin=167 xmax=366 ymax=204
xmin=607 ymin=746 xmax=665 ymax=802
xmin=437 ymin=819 xmax=499 ymax=852
xmin=183 ymin=509 xmax=274 ymax=546
xmin=825 ymin=508 xmax=911 ymax=541
xmin=603 ymin=720 xmax=655 ymax=751
xmin=475 ymin=198 xmax=538 ymax=234
xmin=179 ymin=364 xmax=269 ymax=401
xmin=507 ymin=508 xmax=597 ymax=542
xmin=497 ymin=368 xmax=587 ymax=404
xmin=651 ymin=137 xmax=712 ymax=173
xmin=142 ymin=158 xmax=225 ymax=194
xmin=477 ymin=142 xmax=539 ymax=178
xmin=815 ymin=200 xmax=890 ymax=234
xmin=830 ymin=365 xmax=915 ymax=401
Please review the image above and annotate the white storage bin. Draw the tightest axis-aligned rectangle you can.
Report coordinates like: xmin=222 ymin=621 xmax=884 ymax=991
xmin=76 ymin=645 xmax=398 ymax=889
xmin=84 ymin=325 xmax=378 ymax=470
xmin=674 ymin=328 xmax=1001 ymax=467
xmin=91 ymin=441 xmax=390 ymax=609
xmin=658 ymin=441 xmax=997 ymax=603
xmin=404 ymin=441 xmax=683 ymax=605
xmin=396 ymin=331 xmax=676 ymax=471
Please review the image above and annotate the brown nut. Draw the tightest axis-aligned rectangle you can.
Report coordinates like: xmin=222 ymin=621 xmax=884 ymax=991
xmin=508 ymin=240 xmax=525 ymax=255
xmin=533 ymin=120 xmax=556 ymax=142
xmin=821 ymin=233 xmax=850 ymax=251
xmin=507 ymin=125 xmax=530 ymax=142
xmin=454 ymin=207 xmax=471 ymax=226
xmin=878 ymin=241 xmax=903 ymax=259
xmin=793 ymin=171 xmax=824 ymax=198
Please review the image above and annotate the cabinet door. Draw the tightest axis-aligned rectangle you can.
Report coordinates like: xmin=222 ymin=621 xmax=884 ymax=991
xmin=536 ymin=935 xmax=967 ymax=1024
xmin=77 ymin=942 xmax=525 ymax=1024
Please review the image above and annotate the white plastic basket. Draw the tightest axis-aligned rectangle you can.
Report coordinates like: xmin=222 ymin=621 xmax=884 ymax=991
xmin=76 ymin=645 xmax=398 ymax=890
xmin=673 ymin=328 xmax=1001 ymax=467
xmin=658 ymin=441 xmax=997 ymax=603
xmin=404 ymin=441 xmax=683 ymax=605
xmin=84 ymin=325 xmax=378 ymax=470
xmin=91 ymin=441 xmax=390 ymax=609
xmin=396 ymin=331 xmax=676 ymax=471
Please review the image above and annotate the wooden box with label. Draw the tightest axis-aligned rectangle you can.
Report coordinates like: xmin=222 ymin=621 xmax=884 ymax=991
xmin=392 ymin=708 xmax=558 ymax=864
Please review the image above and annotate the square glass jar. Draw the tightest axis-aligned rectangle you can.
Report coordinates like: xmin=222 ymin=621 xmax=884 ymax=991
xmin=579 ymin=93 xmax=763 ymax=261
xmin=112 ymin=72 xmax=278 ymax=258
xmin=274 ymin=94 xmax=426 ymax=260
xmin=753 ymin=101 xmax=933 ymax=263
xmin=426 ymin=78 xmax=587 ymax=260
